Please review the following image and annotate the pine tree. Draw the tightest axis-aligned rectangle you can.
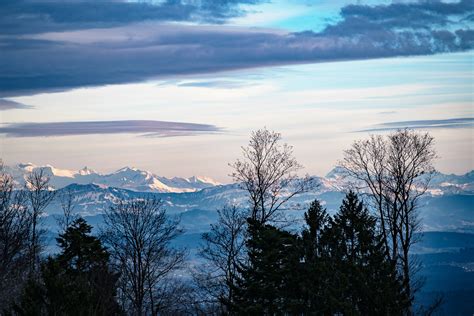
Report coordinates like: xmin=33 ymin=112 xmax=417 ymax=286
xmin=14 ymin=218 xmax=121 ymax=315
xmin=300 ymin=199 xmax=332 ymax=314
xmin=232 ymin=219 xmax=304 ymax=315
xmin=326 ymin=191 xmax=406 ymax=315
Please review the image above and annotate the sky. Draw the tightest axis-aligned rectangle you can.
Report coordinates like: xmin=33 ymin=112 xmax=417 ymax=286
xmin=0 ymin=0 xmax=473 ymax=182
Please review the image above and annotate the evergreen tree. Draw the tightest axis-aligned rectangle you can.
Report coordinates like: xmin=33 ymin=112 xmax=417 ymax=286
xmin=326 ymin=191 xmax=406 ymax=315
xmin=300 ymin=199 xmax=332 ymax=314
xmin=210 ymin=194 xmax=408 ymax=315
xmin=302 ymin=200 xmax=329 ymax=261
xmin=232 ymin=219 xmax=304 ymax=315
xmin=14 ymin=218 xmax=121 ymax=315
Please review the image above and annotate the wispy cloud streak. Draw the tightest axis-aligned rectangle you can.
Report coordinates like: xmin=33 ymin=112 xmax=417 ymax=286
xmin=0 ymin=98 xmax=32 ymax=110
xmin=0 ymin=120 xmax=222 ymax=137
xmin=359 ymin=118 xmax=474 ymax=132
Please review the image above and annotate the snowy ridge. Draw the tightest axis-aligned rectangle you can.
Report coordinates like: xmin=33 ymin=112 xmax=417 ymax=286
xmin=6 ymin=163 xmax=221 ymax=193
xmin=6 ymin=163 xmax=473 ymax=196
xmin=6 ymin=164 xmax=472 ymax=232
xmin=41 ymin=180 xmax=473 ymax=233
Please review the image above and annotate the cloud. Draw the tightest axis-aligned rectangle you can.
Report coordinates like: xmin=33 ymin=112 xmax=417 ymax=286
xmin=332 ymin=0 xmax=473 ymax=34
xmin=0 ymin=0 xmax=263 ymax=35
xmin=0 ymin=98 xmax=33 ymax=110
xmin=177 ymin=80 xmax=253 ymax=89
xmin=318 ymin=0 xmax=473 ymax=53
xmin=0 ymin=1 xmax=472 ymax=96
xmin=0 ymin=120 xmax=222 ymax=137
xmin=360 ymin=117 xmax=474 ymax=132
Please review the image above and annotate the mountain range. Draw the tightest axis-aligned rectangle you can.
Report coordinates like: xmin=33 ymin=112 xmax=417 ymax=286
xmin=7 ymin=163 xmax=474 ymax=196
xmin=5 ymin=163 xmax=473 ymax=234
xmin=6 ymin=163 xmax=220 ymax=193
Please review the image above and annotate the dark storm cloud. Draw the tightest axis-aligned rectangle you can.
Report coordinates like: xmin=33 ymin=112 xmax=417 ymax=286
xmin=359 ymin=118 xmax=474 ymax=132
xmin=0 ymin=0 xmax=472 ymax=96
xmin=331 ymin=0 xmax=473 ymax=33
xmin=0 ymin=0 xmax=262 ymax=35
xmin=0 ymin=120 xmax=222 ymax=137
xmin=0 ymin=99 xmax=33 ymax=111
xmin=319 ymin=0 xmax=473 ymax=53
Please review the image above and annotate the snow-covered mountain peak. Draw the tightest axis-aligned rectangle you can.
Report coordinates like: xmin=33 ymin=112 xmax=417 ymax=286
xmin=325 ymin=166 xmax=347 ymax=179
xmin=44 ymin=164 xmax=77 ymax=178
xmin=8 ymin=163 xmax=220 ymax=193
xmin=115 ymin=166 xmax=140 ymax=173
xmin=16 ymin=163 xmax=77 ymax=178
xmin=78 ymin=166 xmax=96 ymax=176
xmin=7 ymin=163 xmax=472 ymax=196
xmin=17 ymin=162 xmax=36 ymax=172
xmin=188 ymin=176 xmax=221 ymax=186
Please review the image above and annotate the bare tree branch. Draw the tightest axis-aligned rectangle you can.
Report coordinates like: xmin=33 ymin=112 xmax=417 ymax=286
xmin=55 ymin=187 xmax=79 ymax=233
xmin=196 ymin=205 xmax=247 ymax=312
xmin=0 ymin=161 xmax=31 ymax=309
xmin=102 ymin=197 xmax=185 ymax=316
xmin=229 ymin=128 xmax=316 ymax=224
xmin=25 ymin=168 xmax=56 ymax=276
xmin=339 ymin=129 xmax=436 ymax=313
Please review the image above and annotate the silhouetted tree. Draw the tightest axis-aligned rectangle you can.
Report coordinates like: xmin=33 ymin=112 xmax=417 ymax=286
xmin=232 ymin=219 xmax=304 ymax=314
xmin=300 ymin=199 xmax=331 ymax=314
xmin=0 ymin=163 xmax=31 ymax=310
xmin=325 ymin=191 xmax=407 ymax=315
xmin=230 ymin=128 xmax=313 ymax=224
xmin=14 ymin=218 xmax=121 ymax=315
xmin=55 ymin=187 xmax=79 ymax=233
xmin=340 ymin=129 xmax=436 ymax=311
xmin=197 ymin=205 xmax=247 ymax=312
xmin=25 ymin=169 xmax=56 ymax=276
xmin=229 ymin=193 xmax=408 ymax=315
xmin=102 ymin=198 xmax=185 ymax=316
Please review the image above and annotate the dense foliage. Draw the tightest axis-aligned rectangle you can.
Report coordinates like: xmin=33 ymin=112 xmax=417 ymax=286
xmin=14 ymin=218 xmax=121 ymax=315
xmin=228 ymin=192 xmax=407 ymax=315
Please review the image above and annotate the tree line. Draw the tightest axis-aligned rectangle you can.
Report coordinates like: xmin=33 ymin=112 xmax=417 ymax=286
xmin=0 ymin=128 xmax=440 ymax=315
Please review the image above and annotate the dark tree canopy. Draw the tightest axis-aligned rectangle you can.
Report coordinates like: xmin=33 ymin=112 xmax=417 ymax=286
xmin=232 ymin=219 xmax=304 ymax=315
xmin=14 ymin=218 xmax=121 ymax=315
xmin=229 ymin=193 xmax=406 ymax=315
xmin=325 ymin=191 xmax=407 ymax=315
xmin=300 ymin=199 xmax=332 ymax=314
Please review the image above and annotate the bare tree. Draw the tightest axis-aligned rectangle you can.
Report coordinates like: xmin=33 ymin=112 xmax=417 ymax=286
xmin=0 ymin=162 xmax=31 ymax=309
xmin=55 ymin=187 xmax=79 ymax=233
xmin=340 ymin=129 xmax=436 ymax=312
xmin=25 ymin=168 xmax=56 ymax=275
xmin=102 ymin=198 xmax=185 ymax=316
xmin=197 ymin=205 xmax=247 ymax=312
xmin=151 ymin=277 xmax=202 ymax=315
xmin=230 ymin=128 xmax=313 ymax=224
